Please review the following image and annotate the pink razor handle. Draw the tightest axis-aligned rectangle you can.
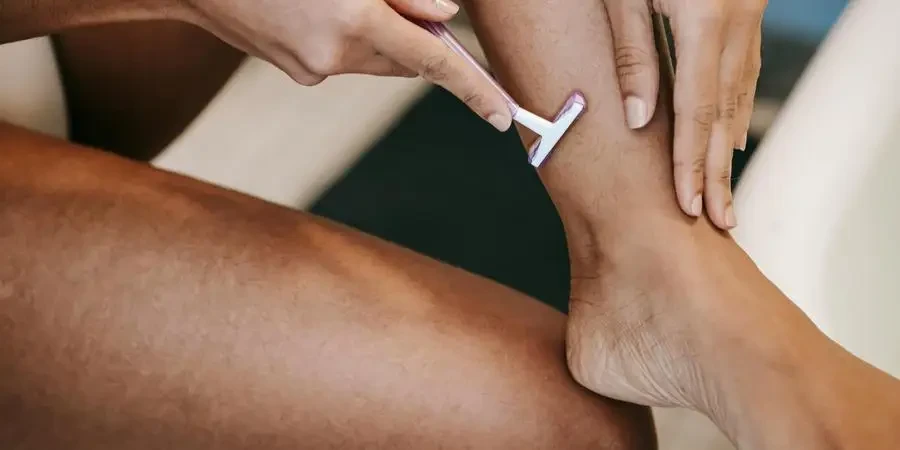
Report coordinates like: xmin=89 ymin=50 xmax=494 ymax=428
xmin=416 ymin=20 xmax=587 ymax=168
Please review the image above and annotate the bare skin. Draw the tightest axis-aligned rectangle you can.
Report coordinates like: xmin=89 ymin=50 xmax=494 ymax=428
xmin=2 ymin=1 xmax=659 ymax=448
xmin=462 ymin=1 xmax=900 ymax=448
xmin=52 ymin=21 xmax=244 ymax=160
xmin=607 ymin=0 xmax=767 ymax=229
xmin=0 ymin=124 xmax=655 ymax=449
xmin=4 ymin=0 xmax=898 ymax=449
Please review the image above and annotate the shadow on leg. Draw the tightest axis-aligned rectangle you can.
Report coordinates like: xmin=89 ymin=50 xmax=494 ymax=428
xmin=52 ymin=20 xmax=244 ymax=161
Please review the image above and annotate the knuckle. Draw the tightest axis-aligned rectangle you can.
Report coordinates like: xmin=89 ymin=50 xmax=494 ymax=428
xmin=461 ymin=91 xmax=485 ymax=111
xmin=614 ymin=44 xmax=654 ymax=85
xmin=721 ymin=80 xmax=740 ymax=96
xmin=676 ymin=104 xmax=717 ymax=131
xmin=715 ymin=168 xmax=733 ymax=184
xmin=419 ymin=54 xmax=451 ymax=83
xmin=720 ymin=95 xmax=738 ymax=120
xmin=303 ymin=48 xmax=343 ymax=76
xmin=334 ymin=0 xmax=373 ymax=36
xmin=692 ymin=155 xmax=707 ymax=175
xmin=692 ymin=103 xmax=717 ymax=129
xmin=674 ymin=154 xmax=706 ymax=176
xmin=306 ymin=58 xmax=339 ymax=76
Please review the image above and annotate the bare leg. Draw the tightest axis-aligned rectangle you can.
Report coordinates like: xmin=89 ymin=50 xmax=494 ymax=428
xmin=52 ymin=21 xmax=243 ymax=160
xmin=461 ymin=0 xmax=715 ymax=409
xmin=463 ymin=2 xmax=900 ymax=449
xmin=0 ymin=124 xmax=655 ymax=449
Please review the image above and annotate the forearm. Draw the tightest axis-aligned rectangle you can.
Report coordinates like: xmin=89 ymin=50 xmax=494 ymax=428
xmin=0 ymin=0 xmax=184 ymax=43
xmin=0 ymin=124 xmax=653 ymax=449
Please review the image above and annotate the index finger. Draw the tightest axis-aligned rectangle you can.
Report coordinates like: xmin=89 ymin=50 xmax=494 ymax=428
xmin=366 ymin=6 xmax=513 ymax=131
xmin=670 ymin=8 xmax=726 ymax=217
xmin=734 ymin=25 xmax=762 ymax=150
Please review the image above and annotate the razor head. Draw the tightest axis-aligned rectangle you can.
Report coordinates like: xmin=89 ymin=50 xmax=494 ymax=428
xmin=526 ymin=91 xmax=587 ymax=168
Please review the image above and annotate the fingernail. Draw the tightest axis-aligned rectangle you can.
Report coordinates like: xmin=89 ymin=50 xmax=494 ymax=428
xmin=690 ymin=194 xmax=703 ymax=217
xmin=434 ymin=0 xmax=460 ymax=15
xmin=725 ymin=205 xmax=737 ymax=228
xmin=736 ymin=132 xmax=748 ymax=151
xmin=625 ymin=96 xmax=650 ymax=129
xmin=487 ymin=113 xmax=512 ymax=132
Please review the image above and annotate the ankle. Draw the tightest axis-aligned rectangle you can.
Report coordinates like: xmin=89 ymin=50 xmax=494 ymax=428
xmin=563 ymin=205 xmax=794 ymax=411
xmin=557 ymin=196 xmax=704 ymax=283
xmin=539 ymin=151 xmax=698 ymax=271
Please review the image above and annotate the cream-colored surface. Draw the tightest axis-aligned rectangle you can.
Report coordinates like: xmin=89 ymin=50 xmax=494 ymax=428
xmin=0 ymin=37 xmax=68 ymax=138
xmin=653 ymin=409 xmax=731 ymax=450
xmin=822 ymin=128 xmax=900 ymax=375
xmin=151 ymin=60 xmax=429 ymax=208
xmin=152 ymin=23 xmax=486 ymax=209
xmin=734 ymin=0 xmax=900 ymax=378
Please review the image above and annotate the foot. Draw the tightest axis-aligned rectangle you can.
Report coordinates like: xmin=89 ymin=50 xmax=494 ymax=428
xmin=562 ymin=212 xmax=825 ymax=431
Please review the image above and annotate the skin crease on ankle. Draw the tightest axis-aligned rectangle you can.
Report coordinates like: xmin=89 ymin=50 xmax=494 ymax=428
xmin=459 ymin=1 xmax=900 ymax=449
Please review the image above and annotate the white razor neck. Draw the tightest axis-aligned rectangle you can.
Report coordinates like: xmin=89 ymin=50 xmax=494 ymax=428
xmin=513 ymin=108 xmax=555 ymax=136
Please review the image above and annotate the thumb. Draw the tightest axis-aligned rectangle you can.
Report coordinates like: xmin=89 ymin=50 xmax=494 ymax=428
xmin=385 ymin=0 xmax=461 ymax=21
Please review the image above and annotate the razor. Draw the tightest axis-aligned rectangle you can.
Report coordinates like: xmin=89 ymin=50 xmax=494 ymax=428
xmin=417 ymin=20 xmax=586 ymax=168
